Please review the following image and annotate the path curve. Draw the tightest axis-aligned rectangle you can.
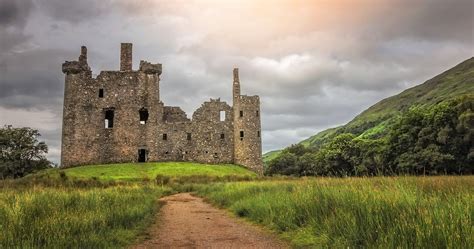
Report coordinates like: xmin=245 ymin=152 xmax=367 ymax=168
xmin=132 ymin=193 xmax=288 ymax=249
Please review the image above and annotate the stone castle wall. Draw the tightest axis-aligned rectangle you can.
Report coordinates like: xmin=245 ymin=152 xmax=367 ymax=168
xmin=61 ymin=43 xmax=263 ymax=173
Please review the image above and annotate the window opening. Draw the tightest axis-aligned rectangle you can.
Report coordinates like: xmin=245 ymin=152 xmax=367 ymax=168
xmin=220 ymin=133 xmax=225 ymax=139
xmin=99 ymin=89 xmax=104 ymax=98
xmin=257 ymin=130 xmax=261 ymax=137
xmin=239 ymin=110 xmax=243 ymax=117
xmin=220 ymin=111 xmax=226 ymax=121
xmin=105 ymin=110 xmax=114 ymax=128
xmin=256 ymin=110 xmax=259 ymax=117
xmin=240 ymin=130 xmax=244 ymax=140
xmin=187 ymin=133 xmax=192 ymax=140
xmin=163 ymin=134 xmax=167 ymax=140
xmin=139 ymin=108 xmax=149 ymax=124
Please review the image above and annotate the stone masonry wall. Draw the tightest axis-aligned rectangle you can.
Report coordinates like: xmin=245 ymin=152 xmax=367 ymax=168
xmin=233 ymin=95 xmax=263 ymax=174
xmin=61 ymin=43 xmax=263 ymax=173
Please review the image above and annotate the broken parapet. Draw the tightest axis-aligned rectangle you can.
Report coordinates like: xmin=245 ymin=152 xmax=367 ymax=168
xmin=139 ymin=60 xmax=162 ymax=75
xmin=62 ymin=46 xmax=90 ymax=74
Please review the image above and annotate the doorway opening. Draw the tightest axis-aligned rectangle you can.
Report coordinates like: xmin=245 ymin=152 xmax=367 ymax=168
xmin=138 ymin=149 xmax=147 ymax=162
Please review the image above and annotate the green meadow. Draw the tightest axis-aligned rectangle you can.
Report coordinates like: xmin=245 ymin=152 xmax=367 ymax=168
xmin=197 ymin=176 xmax=474 ymax=248
xmin=0 ymin=184 xmax=171 ymax=248
xmin=0 ymin=162 xmax=254 ymax=248
xmin=0 ymin=163 xmax=472 ymax=248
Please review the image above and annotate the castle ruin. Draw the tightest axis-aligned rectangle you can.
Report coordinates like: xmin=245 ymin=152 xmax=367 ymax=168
xmin=60 ymin=43 xmax=263 ymax=173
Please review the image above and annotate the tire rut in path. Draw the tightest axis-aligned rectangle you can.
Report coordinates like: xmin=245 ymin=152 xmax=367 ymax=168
xmin=132 ymin=193 xmax=288 ymax=249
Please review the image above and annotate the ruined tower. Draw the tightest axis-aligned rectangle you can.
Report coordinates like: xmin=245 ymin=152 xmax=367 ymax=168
xmin=61 ymin=43 xmax=263 ymax=173
xmin=232 ymin=68 xmax=263 ymax=173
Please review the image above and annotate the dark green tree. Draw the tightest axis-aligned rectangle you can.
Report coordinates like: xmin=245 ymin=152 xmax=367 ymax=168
xmin=0 ymin=125 xmax=52 ymax=178
xmin=265 ymin=152 xmax=298 ymax=176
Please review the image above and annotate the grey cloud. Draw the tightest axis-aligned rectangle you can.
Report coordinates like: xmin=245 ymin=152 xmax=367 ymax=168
xmin=39 ymin=128 xmax=62 ymax=164
xmin=370 ymin=0 xmax=473 ymax=44
xmin=0 ymin=0 xmax=34 ymax=52
xmin=0 ymin=49 xmax=71 ymax=110
xmin=0 ymin=0 xmax=33 ymax=27
xmin=34 ymin=0 xmax=171 ymax=24
xmin=35 ymin=0 xmax=112 ymax=23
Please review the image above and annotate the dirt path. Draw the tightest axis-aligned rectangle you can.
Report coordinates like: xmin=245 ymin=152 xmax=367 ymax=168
xmin=133 ymin=193 xmax=288 ymax=249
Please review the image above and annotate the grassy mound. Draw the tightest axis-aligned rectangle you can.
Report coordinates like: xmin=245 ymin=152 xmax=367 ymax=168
xmin=35 ymin=162 xmax=256 ymax=182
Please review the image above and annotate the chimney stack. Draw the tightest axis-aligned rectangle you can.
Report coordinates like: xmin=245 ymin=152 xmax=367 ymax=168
xmin=232 ymin=68 xmax=241 ymax=100
xmin=79 ymin=46 xmax=87 ymax=64
xmin=120 ymin=43 xmax=132 ymax=71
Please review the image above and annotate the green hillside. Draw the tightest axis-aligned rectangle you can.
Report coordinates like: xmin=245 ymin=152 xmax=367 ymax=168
xmin=35 ymin=162 xmax=256 ymax=181
xmin=262 ymin=150 xmax=282 ymax=162
xmin=264 ymin=57 xmax=474 ymax=161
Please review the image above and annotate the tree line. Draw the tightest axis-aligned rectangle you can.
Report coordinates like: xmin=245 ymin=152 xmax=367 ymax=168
xmin=266 ymin=95 xmax=474 ymax=176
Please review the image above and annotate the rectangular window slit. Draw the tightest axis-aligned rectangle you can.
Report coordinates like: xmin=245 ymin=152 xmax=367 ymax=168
xmin=219 ymin=111 xmax=226 ymax=121
xmin=99 ymin=89 xmax=104 ymax=98
xmin=240 ymin=130 xmax=244 ymax=140
xmin=163 ymin=134 xmax=167 ymax=140
xmin=239 ymin=110 xmax=243 ymax=117
xmin=187 ymin=133 xmax=192 ymax=140
xmin=220 ymin=133 xmax=225 ymax=139
xmin=139 ymin=108 xmax=148 ymax=124
xmin=105 ymin=109 xmax=114 ymax=128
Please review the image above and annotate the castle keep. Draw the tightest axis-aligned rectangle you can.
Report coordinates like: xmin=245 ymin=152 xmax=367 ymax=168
xmin=61 ymin=43 xmax=263 ymax=173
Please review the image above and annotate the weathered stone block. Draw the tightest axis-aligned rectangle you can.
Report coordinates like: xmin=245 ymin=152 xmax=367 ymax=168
xmin=139 ymin=61 xmax=162 ymax=75
xmin=62 ymin=61 xmax=83 ymax=74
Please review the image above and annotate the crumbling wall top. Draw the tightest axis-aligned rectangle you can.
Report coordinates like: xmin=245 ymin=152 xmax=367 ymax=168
xmin=163 ymin=106 xmax=190 ymax=123
xmin=139 ymin=60 xmax=162 ymax=75
xmin=238 ymin=95 xmax=260 ymax=104
xmin=62 ymin=45 xmax=90 ymax=74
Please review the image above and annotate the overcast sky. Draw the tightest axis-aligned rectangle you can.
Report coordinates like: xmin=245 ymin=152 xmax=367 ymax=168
xmin=0 ymin=0 xmax=473 ymax=164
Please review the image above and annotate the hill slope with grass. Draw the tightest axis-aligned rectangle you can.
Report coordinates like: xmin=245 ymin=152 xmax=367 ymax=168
xmin=265 ymin=57 xmax=474 ymax=162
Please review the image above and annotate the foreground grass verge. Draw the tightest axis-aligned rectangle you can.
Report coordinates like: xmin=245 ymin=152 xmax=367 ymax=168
xmin=0 ymin=183 xmax=171 ymax=248
xmin=197 ymin=176 xmax=473 ymax=248
xmin=0 ymin=162 xmax=254 ymax=248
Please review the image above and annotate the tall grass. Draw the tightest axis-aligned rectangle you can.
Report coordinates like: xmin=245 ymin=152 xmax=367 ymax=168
xmin=0 ymin=184 xmax=170 ymax=248
xmin=0 ymin=162 xmax=254 ymax=248
xmin=197 ymin=176 xmax=474 ymax=248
